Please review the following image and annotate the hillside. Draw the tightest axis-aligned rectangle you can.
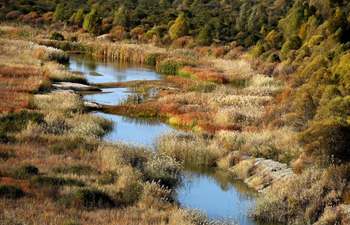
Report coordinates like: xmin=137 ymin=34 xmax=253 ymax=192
xmin=1 ymin=0 xmax=350 ymax=225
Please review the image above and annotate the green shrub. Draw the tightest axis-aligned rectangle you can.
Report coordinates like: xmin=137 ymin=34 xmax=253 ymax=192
xmin=60 ymin=189 xmax=115 ymax=209
xmin=50 ymin=32 xmax=64 ymax=41
xmin=300 ymin=118 xmax=350 ymax=163
xmin=250 ymin=41 xmax=265 ymax=57
xmin=62 ymin=220 xmax=81 ymax=225
xmin=145 ymin=53 xmax=161 ymax=66
xmin=31 ymin=176 xmax=85 ymax=187
xmin=0 ymin=185 xmax=25 ymax=199
xmin=53 ymin=165 xmax=97 ymax=175
xmin=0 ymin=111 xmax=44 ymax=135
xmin=196 ymin=25 xmax=213 ymax=46
xmin=0 ymin=151 xmax=14 ymax=161
xmin=281 ymin=36 xmax=302 ymax=58
xmin=12 ymin=165 xmax=39 ymax=179
xmin=278 ymin=2 xmax=307 ymax=38
xmin=156 ymin=59 xmax=186 ymax=75
xmin=98 ymin=171 xmax=118 ymax=185
xmin=332 ymin=53 xmax=350 ymax=95
xmin=189 ymin=82 xmax=217 ymax=93
xmin=113 ymin=6 xmax=128 ymax=26
xmin=49 ymin=137 xmax=98 ymax=154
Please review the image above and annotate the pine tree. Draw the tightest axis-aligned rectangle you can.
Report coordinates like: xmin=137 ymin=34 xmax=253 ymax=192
xmin=73 ymin=8 xmax=85 ymax=26
xmin=53 ymin=3 xmax=65 ymax=22
xmin=113 ymin=6 xmax=128 ymax=26
xmin=196 ymin=25 xmax=212 ymax=46
xmin=83 ymin=9 xmax=100 ymax=34
xmin=169 ymin=13 xmax=189 ymax=40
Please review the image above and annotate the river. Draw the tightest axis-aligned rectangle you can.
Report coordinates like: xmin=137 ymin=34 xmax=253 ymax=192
xmin=67 ymin=54 xmax=262 ymax=225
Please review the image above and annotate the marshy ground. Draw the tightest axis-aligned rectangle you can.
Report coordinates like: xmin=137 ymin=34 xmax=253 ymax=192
xmin=1 ymin=23 xmax=350 ymax=225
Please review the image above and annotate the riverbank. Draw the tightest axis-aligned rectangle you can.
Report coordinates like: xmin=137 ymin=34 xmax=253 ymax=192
xmin=46 ymin=31 xmax=350 ymax=225
xmin=0 ymin=36 xmax=212 ymax=224
xmin=2 ymin=23 xmax=350 ymax=225
xmin=12 ymin=24 xmax=299 ymax=218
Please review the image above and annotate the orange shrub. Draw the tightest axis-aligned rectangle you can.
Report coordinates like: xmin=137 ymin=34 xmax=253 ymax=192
xmin=212 ymin=47 xmax=227 ymax=58
xmin=171 ymin=36 xmax=194 ymax=49
xmin=130 ymin=27 xmax=145 ymax=41
xmin=179 ymin=66 xmax=228 ymax=84
xmin=21 ymin=12 xmax=39 ymax=23
xmin=110 ymin=26 xmax=126 ymax=41
xmin=0 ymin=65 xmax=48 ymax=112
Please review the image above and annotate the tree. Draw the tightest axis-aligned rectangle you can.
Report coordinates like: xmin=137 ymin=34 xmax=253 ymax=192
xmin=196 ymin=24 xmax=213 ymax=46
xmin=169 ymin=13 xmax=189 ymax=40
xmin=53 ymin=3 xmax=65 ymax=22
xmin=113 ymin=6 xmax=128 ymax=26
xmin=83 ymin=9 xmax=101 ymax=34
xmin=71 ymin=8 xmax=85 ymax=26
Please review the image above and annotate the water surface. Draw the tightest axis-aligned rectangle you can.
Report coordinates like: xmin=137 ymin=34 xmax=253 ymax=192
xmin=68 ymin=55 xmax=175 ymax=147
xmin=178 ymin=168 xmax=257 ymax=225
xmin=67 ymin=54 xmax=261 ymax=225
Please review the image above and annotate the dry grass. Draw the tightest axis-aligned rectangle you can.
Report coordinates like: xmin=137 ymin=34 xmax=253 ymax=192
xmin=216 ymin=128 xmax=301 ymax=163
xmin=44 ymin=62 xmax=87 ymax=83
xmin=254 ymin=166 xmax=350 ymax=225
xmin=0 ymin=65 xmax=47 ymax=113
xmin=178 ymin=66 xmax=228 ymax=84
xmin=0 ymin=23 xmax=310 ymax=225
xmin=33 ymin=92 xmax=84 ymax=113
xmin=211 ymin=58 xmax=255 ymax=81
xmin=157 ymin=132 xmax=228 ymax=167
xmin=0 ymin=38 xmax=72 ymax=113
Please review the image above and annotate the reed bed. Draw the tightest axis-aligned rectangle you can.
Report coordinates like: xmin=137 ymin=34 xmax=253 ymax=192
xmin=157 ymin=132 xmax=227 ymax=167
xmin=0 ymin=33 xmax=212 ymax=225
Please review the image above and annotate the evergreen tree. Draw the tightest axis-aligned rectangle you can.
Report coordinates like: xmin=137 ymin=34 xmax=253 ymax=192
xmin=113 ymin=6 xmax=128 ymax=26
xmin=71 ymin=8 xmax=85 ymax=26
xmin=53 ymin=3 xmax=65 ymax=22
xmin=196 ymin=24 xmax=213 ymax=45
xmin=83 ymin=9 xmax=101 ymax=34
xmin=169 ymin=13 xmax=189 ymax=40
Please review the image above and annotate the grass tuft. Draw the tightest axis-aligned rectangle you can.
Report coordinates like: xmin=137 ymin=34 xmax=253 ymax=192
xmin=0 ymin=185 xmax=25 ymax=199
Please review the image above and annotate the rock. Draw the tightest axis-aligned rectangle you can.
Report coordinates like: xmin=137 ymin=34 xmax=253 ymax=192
xmin=52 ymin=82 xmax=102 ymax=92
xmin=51 ymin=89 xmax=75 ymax=94
xmin=96 ymin=34 xmax=112 ymax=41
xmin=231 ymin=157 xmax=294 ymax=192
xmin=84 ymin=101 xmax=102 ymax=109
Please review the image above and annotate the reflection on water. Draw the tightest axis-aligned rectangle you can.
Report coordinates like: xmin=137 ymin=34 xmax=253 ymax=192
xmin=68 ymin=54 xmax=161 ymax=84
xmin=67 ymin=54 xmax=267 ymax=225
xmin=68 ymin=55 xmax=175 ymax=147
xmin=84 ymin=88 xmax=130 ymax=105
xmin=178 ymin=167 xmax=258 ymax=225
xmin=94 ymin=112 xmax=174 ymax=148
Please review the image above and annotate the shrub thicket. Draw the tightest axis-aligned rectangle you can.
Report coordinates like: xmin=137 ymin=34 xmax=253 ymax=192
xmin=0 ymin=185 xmax=25 ymax=199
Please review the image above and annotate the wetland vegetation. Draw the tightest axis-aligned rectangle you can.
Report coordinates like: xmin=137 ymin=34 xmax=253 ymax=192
xmin=2 ymin=0 xmax=350 ymax=224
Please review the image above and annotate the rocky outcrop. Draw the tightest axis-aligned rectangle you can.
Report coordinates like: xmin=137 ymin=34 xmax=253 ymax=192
xmin=230 ymin=157 xmax=294 ymax=192
xmin=96 ymin=34 xmax=112 ymax=41
xmin=83 ymin=101 xmax=103 ymax=110
xmin=52 ymin=82 xmax=102 ymax=92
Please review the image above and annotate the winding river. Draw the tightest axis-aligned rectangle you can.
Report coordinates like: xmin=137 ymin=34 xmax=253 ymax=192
xmin=67 ymin=55 xmax=261 ymax=225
